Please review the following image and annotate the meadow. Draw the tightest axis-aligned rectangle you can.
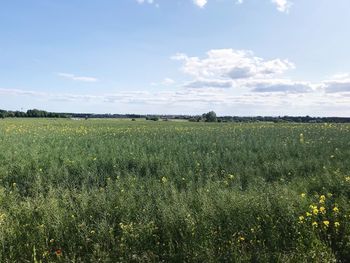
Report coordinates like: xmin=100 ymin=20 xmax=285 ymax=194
xmin=0 ymin=118 xmax=349 ymax=262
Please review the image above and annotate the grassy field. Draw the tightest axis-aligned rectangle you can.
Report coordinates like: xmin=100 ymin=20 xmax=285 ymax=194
xmin=0 ymin=118 xmax=349 ymax=262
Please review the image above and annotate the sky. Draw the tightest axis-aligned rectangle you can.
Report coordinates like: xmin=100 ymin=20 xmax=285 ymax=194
xmin=1 ymin=0 xmax=350 ymax=116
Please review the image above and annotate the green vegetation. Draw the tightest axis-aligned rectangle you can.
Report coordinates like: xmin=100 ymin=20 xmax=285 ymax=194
xmin=202 ymin=111 xmax=218 ymax=122
xmin=0 ymin=119 xmax=349 ymax=262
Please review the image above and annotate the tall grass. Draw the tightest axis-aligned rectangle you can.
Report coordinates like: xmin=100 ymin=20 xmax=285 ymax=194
xmin=0 ymin=119 xmax=349 ymax=262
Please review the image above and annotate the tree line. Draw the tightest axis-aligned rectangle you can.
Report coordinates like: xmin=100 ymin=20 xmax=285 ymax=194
xmin=0 ymin=109 xmax=68 ymax=119
xmin=1 ymin=109 xmax=350 ymax=123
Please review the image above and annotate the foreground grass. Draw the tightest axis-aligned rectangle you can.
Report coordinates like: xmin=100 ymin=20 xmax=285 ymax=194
xmin=0 ymin=119 xmax=349 ymax=262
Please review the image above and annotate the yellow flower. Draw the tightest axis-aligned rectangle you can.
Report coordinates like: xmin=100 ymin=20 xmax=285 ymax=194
xmin=319 ymin=207 xmax=326 ymax=214
xmin=319 ymin=195 xmax=326 ymax=204
xmin=333 ymin=207 xmax=339 ymax=213
xmin=334 ymin=222 xmax=340 ymax=228
xmin=161 ymin=177 xmax=168 ymax=183
xmin=346 ymin=176 xmax=350 ymax=182
xmin=301 ymin=193 xmax=306 ymax=198
xmin=313 ymin=208 xmax=319 ymax=215
xmin=312 ymin=222 xmax=318 ymax=227
xmin=323 ymin=220 xmax=330 ymax=227
xmin=306 ymin=212 xmax=312 ymax=217
xmin=299 ymin=216 xmax=305 ymax=222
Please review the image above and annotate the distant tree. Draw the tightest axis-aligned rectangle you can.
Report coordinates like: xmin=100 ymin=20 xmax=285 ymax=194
xmin=27 ymin=109 xmax=48 ymax=118
xmin=188 ymin=116 xmax=202 ymax=122
xmin=7 ymin=111 xmax=15 ymax=118
xmin=202 ymin=111 xmax=217 ymax=122
xmin=146 ymin=116 xmax=159 ymax=121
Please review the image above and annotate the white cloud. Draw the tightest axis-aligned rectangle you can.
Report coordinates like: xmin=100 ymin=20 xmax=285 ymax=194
xmin=193 ymin=0 xmax=207 ymax=8
xmin=319 ymin=73 xmax=350 ymax=93
xmin=136 ymin=0 xmax=293 ymax=13
xmin=136 ymin=0 xmax=154 ymax=4
xmin=162 ymin=78 xmax=175 ymax=85
xmin=271 ymin=0 xmax=292 ymax=13
xmin=136 ymin=0 xmax=159 ymax=7
xmin=247 ymin=79 xmax=313 ymax=93
xmin=323 ymin=79 xmax=350 ymax=94
xmin=172 ymin=49 xmax=294 ymax=80
xmin=136 ymin=0 xmax=292 ymax=13
xmin=172 ymin=49 xmax=298 ymax=93
xmin=233 ymin=0 xmax=293 ymax=13
xmin=184 ymin=79 xmax=233 ymax=89
xmin=324 ymin=82 xmax=350 ymax=93
xmin=330 ymin=73 xmax=350 ymax=80
xmin=57 ymin=73 xmax=98 ymax=83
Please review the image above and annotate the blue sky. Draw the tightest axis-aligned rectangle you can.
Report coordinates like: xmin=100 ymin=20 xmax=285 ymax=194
xmin=1 ymin=0 xmax=350 ymax=116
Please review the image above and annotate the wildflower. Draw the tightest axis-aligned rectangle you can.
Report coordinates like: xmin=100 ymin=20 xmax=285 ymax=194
xmin=55 ymin=249 xmax=62 ymax=257
xmin=306 ymin=212 xmax=312 ymax=217
xmin=313 ymin=208 xmax=319 ymax=215
xmin=319 ymin=207 xmax=326 ymax=214
xmin=238 ymin=236 xmax=245 ymax=242
xmin=299 ymin=133 xmax=304 ymax=144
xmin=309 ymin=204 xmax=317 ymax=210
xmin=323 ymin=220 xmax=330 ymax=228
xmin=345 ymin=176 xmax=350 ymax=182
xmin=300 ymin=193 xmax=306 ymax=198
xmin=334 ymin=222 xmax=340 ymax=228
xmin=161 ymin=177 xmax=168 ymax=183
xmin=312 ymin=222 xmax=318 ymax=228
xmin=333 ymin=207 xmax=339 ymax=213
xmin=299 ymin=216 xmax=305 ymax=223
xmin=319 ymin=195 xmax=326 ymax=204
xmin=327 ymin=193 xmax=333 ymax=198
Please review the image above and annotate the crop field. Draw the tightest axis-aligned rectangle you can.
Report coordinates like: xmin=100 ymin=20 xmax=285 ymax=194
xmin=0 ymin=119 xmax=349 ymax=262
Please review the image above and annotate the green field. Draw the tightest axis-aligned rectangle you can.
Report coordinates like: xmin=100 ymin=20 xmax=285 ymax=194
xmin=0 ymin=119 xmax=349 ymax=262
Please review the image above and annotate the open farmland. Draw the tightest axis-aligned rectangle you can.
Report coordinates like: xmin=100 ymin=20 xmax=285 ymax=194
xmin=0 ymin=119 xmax=349 ymax=262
